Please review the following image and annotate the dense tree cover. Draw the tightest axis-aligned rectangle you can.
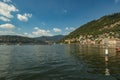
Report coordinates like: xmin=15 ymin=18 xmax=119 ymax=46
xmin=61 ymin=13 xmax=120 ymax=42
xmin=0 ymin=35 xmax=47 ymax=45
xmin=35 ymin=35 xmax=64 ymax=43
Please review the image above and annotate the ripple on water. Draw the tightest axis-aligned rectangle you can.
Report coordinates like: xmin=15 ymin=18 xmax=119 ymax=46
xmin=0 ymin=45 xmax=120 ymax=80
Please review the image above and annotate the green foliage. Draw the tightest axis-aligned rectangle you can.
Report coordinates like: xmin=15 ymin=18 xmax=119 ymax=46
xmin=0 ymin=35 xmax=47 ymax=45
xmin=61 ymin=12 xmax=120 ymax=41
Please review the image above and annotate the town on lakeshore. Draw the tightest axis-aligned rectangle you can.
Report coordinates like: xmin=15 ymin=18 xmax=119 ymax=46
xmin=60 ymin=13 xmax=120 ymax=48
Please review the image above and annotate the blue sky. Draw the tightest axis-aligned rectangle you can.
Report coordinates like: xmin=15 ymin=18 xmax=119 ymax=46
xmin=0 ymin=0 xmax=120 ymax=37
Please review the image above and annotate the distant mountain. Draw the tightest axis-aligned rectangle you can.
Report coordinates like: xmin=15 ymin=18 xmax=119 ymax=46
xmin=60 ymin=13 xmax=120 ymax=43
xmin=35 ymin=35 xmax=64 ymax=43
xmin=0 ymin=35 xmax=47 ymax=45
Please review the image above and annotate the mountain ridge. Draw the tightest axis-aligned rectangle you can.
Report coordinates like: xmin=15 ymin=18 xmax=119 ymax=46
xmin=35 ymin=35 xmax=64 ymax=43
xmin=0 ymin=35 xmax=47 ymax=45
xmin=60 ymin=12 xmax=120 ymax=44
xmin=0 ymin=35 xmax=64 ymax=45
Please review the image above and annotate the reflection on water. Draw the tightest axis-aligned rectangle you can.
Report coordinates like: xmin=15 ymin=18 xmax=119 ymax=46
xmin=104 ymin=48 xmax=110 ymax=76
xmin=105 ymin=55 xmax=110 ymax=76
xmin=68 ymin=44 xmax=120 ymax=80
xmin=0 ymin=44 xmax=120 ymax=80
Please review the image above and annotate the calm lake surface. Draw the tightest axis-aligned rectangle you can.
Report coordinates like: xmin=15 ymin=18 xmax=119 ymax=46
xmin=0 ymin=44 xmax=120 ymax=80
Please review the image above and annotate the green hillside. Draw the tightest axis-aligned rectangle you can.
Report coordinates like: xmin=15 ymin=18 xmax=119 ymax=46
xmin=60 ymin=13 xmax=120 ymax=43
xmin=0 ymin=35 xmax=47 ymax=45
xmin=35 ymin=35 xmax=64 ymax=43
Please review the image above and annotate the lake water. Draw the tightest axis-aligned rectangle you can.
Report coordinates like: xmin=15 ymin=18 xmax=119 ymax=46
xmin=0 ymin=44 xmax=120 ymax=80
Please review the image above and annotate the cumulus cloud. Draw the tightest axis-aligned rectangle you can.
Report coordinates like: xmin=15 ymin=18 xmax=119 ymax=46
xmin=0 ymin=23 xmax=15 ymax=29
xmin=0 ymin=30 xmax=24 ymax=36
xmin=23 ymin=32 xmax=34 ymax=37
xmin=53 ymin=28 xmax=62 ymax=32
xmin=34 ymin=27 xmax=39 ymax=30
xmin=0 ymin=16 xmax=10 ymax=22
xmin=0 ymin=30 xmax=15 ymax=35
xmin=0 ymin=1 xmax=18 ymax=18
xmin=17 ymin=13 xmax=32 ymax=22
xmin=24 ymin=32 xmax=28 ymax=35
xmin=32 ymin=27 xmax=52 ymax=36
xmin=65 ymin=27 xmax=69 ymax=30
xmin=65 ymin=27 xmax=75 ymax=31
xmin=65 ymin=27 xmax=76 ymax=35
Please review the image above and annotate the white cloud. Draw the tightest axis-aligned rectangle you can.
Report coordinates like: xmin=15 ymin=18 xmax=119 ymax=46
xmin=64 ymin=32 xmax=70 ymax=35
xmin=3 ymin=0 xmax=12 ymax=3
xmin=0 ymin=30 xmax=24 ymax=36
xmin=17 ymin=13 xmax=32 ymax=22
xmin=32 ymin=27 xmax=52 ymax=36
xmin=0 ymin=16 xmax=10 ymax=22
xmin=17 ymin=28 xmax=21 ymax=30
xmin=0 ymin=30 xmax=15 ymax=35
xmin=65 ymin=27 xmax=69 ymax=30
xmin=23 ymin=32 xmax=34 ymax=37
xmin=65 ymin=27 xmax=76 ymax=35
xmin=70 ymin=27 xmax=75 ymax=30
xmin=22 ymin=32 xmax=34 ymax=37
xmin=24 ymin=32 xmax=28 ymax=35
xmin=0 ymin=1 xmax=18 ymax=18
xmin=0 ymin=23 xmax=15 ymax=29
xmin=65 ymin=27 xmax=75 ymax=31
xmin=34 ymin=27 xmax=39 ymax=30
xmin=46 ymin=30 xmax=50 ymax=33
xmin=53 ymin=28 xmax=62 ymax=32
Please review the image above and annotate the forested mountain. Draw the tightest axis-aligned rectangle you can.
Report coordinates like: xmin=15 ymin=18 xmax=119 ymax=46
xmin=0 ymin=35 xmax=47 ymax=45
xmin=60 ymin=13 xmax=120 ymax=43
xmin=35 ymin=35 xmax=64 ymax=43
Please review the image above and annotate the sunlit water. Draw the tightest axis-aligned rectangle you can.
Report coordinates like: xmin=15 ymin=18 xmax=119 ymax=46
xmin=0 ymin=44 xmax=120 ymax=80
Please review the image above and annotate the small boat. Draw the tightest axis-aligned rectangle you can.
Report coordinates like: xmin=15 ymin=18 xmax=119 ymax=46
xmin=116 ymin=47 xmax=120 ymax=52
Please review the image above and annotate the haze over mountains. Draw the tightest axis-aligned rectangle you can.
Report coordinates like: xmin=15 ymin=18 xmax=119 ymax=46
xmin=35 ymin=35 xmax=64 ymax=43
xmin=0 ymin=35 xmax=64 ymax=45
